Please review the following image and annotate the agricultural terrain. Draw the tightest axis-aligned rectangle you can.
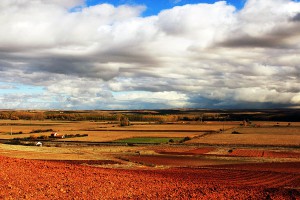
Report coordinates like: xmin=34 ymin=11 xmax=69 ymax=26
xmin=0 ymin=109 xmax=299 ymax=199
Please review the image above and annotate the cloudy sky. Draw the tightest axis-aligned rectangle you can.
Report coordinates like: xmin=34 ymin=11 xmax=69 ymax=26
xmin=0 ymin=0 xmax=300 ymax=110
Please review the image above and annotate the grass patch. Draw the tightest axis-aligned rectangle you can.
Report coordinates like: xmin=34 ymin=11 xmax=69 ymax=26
xmin=114 ymin=137 xmax=184 ymax=144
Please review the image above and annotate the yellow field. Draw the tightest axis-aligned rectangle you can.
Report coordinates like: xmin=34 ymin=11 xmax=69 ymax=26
xmin=0 ymin=143 xmax=136 ymax=162
xmin=0 ymin=120 xmax=299 ymax=145
xmin=0 ymin=120 xmax=299 ymax=168
xmin=188 ymin=123 xmax=300 ymax=146
xmin=0 ymin=120 xmax=236 ymax=141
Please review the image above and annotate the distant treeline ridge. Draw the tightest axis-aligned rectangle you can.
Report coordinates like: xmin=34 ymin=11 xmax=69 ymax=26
xmin=0 ymin=110 xmax=299 ymax=122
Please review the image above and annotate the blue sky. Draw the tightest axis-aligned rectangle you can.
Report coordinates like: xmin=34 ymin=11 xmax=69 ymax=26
xmin=0 ymin=0 xmax=300 ymax=110
xmin=86 ymin=0 xmax=245 ymax=16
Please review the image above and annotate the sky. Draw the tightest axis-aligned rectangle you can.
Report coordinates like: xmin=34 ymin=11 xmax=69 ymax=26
xmin=0 ymin=0 xmax=300 ymax=110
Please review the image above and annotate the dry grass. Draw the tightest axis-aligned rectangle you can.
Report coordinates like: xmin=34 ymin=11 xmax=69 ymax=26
xmin=1 ymin=120 xmax=299 ymax=166
xmin=0 ymin=143 xmax=140 ymax=161
xmin=188 ymin=125 xmax=300 ymax=146
xmin=233 ymin=126 xmax=300 ymax=135
xmin=189 ymin=134 xmax=300 ymax=146
xmin=1 ymin=120 xmax=299 ymax=146
xmin=0 ymin=120 xmax=237 ymax=141
xmin=0 ymin=119 xmax=299 ymax=179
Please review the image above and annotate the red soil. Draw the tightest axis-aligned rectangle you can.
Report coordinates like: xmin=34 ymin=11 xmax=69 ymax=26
xmin=124 ymin=155 xmax=237 ymax=167
xmin=184 ymin=147 xmax=215 ymax=155
xmin=155 ymin=147 xmax=215 ymax=155
xmin=230 ymin=149 xmax=265 ymax=157
xmin=0 ymin=155 xmax=299 ymax=199
xmin=210 ymin=162 xmax=300 ymax=174
xmin=263 ymin=151 xmax=300 ymax=159
xmin=156 ymin=146 xmax=300 ymax=160
xmin=229 ymin=149 xmax=300 ymax=159
xmin=44 ymin=160 xmax=121 ymax=165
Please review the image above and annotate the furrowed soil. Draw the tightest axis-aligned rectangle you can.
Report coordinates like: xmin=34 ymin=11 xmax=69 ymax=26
xmin=0 ymin=155 xmax=299 ymax=200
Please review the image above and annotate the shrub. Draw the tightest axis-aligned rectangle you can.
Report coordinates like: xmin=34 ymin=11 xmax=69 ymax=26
xmin=11 ymin=116 xmax=19 ymax=120
xmin=38 ymin=135 xmax=48 ymax=140
xmin=180 ymin=137 xmax=191 ymax=143
xmin=65 ymin=134 xmax=88 ymax=138
xmin=10 ymin=139 xmax=21 ymax=145
xmin=120 ymin=116 xmax=130 ymax=126
xmin=29 ymin=135 xmax=37 ymax=140
xmin=30 ymin=129 xmax=53 ymax=133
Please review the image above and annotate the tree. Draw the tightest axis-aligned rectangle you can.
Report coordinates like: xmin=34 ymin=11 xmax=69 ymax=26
xmin=120 ymin=115 xmax=130 ymax=126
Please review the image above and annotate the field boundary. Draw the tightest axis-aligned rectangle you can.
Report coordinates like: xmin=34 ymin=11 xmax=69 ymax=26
xmin=81 ymin=129 xmax=217 ymax=132
xmin=1 ymin=138 xmax=300 ymax=149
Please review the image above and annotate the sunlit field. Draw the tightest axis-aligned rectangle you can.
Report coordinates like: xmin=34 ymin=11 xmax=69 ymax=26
xmin=0 ymin=111 xmax=299 ymax=200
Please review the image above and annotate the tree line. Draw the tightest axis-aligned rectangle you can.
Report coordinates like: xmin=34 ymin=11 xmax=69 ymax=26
xmin=0 ymin=111 xmax=224 ymax=122
xmin=2 ymin=110 xmax=296 ymax=122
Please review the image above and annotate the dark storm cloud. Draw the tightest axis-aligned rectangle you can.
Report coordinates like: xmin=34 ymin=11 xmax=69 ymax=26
xmin=188 ymin=95 xmax=296 ymax=109
xmin=220 ymin=35 xmax=282 ymax=48
xmin=219 ymin=24 xmax=300 ymax=49
xmin=291 ymin=13 xmax=300 ymax=22
xmin=0 ymin=60 xmax=13 ymax=71
xmin=24 ymin=57 xmax=119 ymax=81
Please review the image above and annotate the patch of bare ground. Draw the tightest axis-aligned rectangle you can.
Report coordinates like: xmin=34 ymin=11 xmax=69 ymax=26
xmin=121 ymin=154 xmax=247 ymax=167
xmin=0 ymin=155 xmax=299 ymax=199
xmin=152 ymin=146 xmax=215 ymax=155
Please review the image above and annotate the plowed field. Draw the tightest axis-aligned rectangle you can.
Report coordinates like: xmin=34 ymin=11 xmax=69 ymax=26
xmin=0 ymin=155 xmax=299 ymax=199
xmin=154 ymin=147 xmax=215 ymax=155
xmin=228 ymin=149 xmax=300 ymax=159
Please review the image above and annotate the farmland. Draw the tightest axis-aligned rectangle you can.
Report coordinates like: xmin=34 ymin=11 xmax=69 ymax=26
xmin=0 ymin=109 xmax=299 ymax=199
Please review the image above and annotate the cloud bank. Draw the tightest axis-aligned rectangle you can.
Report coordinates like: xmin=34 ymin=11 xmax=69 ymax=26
xmin=0 ymin=0 xmax=300 ymax=109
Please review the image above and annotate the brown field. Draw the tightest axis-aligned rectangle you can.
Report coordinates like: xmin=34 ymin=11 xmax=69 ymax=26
xmin=0 ymin=155 xmax=299 ymax=199
xmin=188 ymin=133 xmax=300 ymax=146
xmin=187 ymin=123 xmax=300 ymax=146
xmin=121 ymin=154 xmax=246 ymax=167
xmin=0 ymin=119 xmax=299 ymax=199
xmin=0 ymin=120 xmax=236 ymax=141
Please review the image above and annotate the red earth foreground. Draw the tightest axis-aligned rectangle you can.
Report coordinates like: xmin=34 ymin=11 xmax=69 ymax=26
xmin=0 ymin=155 xmax=299 ymax=200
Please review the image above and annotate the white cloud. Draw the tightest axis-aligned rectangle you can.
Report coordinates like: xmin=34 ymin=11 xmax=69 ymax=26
xmin=0 ymin=0 xmax=300 ymax=109
xmin=114 ymin=91 xmax=189 ymax=108
xmin=291 ymin=93 xmax=300 ymax=104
